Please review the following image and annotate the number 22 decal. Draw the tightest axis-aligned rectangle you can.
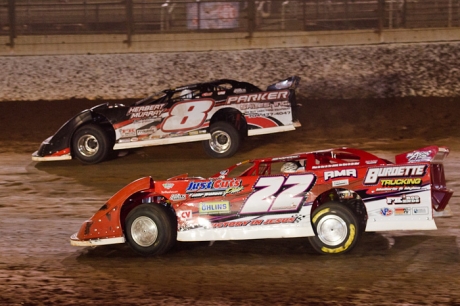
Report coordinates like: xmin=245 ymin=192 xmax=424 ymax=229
xmin=240 ymin=174 xmax=316 ymax=215
xmin=161 ymin=100 xmax=214 ymax=132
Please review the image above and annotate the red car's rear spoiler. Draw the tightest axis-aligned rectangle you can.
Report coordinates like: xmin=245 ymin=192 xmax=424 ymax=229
xmin=395 ymin=146 xmax=450 ymax=164
xmin=395 ymin=146 xmax=452 ymax=212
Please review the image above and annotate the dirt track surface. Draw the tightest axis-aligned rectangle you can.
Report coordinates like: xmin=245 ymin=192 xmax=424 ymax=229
xmin=1 ymin=96 xmax=460 ymax=305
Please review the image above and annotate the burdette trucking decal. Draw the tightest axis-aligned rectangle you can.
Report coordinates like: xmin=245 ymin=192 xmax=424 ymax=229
xmin=364 ymin=165 xmax=426 ymax=185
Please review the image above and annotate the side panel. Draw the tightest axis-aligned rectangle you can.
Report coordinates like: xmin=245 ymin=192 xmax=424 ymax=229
xmin=172 ymin=173 xmax=316 ymax=241
xmin=364 ymin=189 xmax=437 ymax=231
xmin=177 ymin=206 xmax=315 ymax=241
xmin=361 ymin=163 xmax=437 ymax=231
xmin=111 ymin=89 xmax=298 ymax=150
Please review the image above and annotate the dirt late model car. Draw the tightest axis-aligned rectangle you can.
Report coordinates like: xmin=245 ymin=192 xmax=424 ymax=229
xmin=32 ymin=76 xmax=301 ymax=164
xmin=70 ymin=146 xmax=453 ymax=256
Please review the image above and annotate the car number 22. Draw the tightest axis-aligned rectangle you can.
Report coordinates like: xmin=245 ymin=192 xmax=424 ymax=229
xmin=240 ymin=174 xmax=316 ymax=214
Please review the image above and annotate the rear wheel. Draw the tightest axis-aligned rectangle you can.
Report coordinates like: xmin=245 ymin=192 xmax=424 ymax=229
xmin=202 ymin=122 xmax=240 ymax=158
xmin=308 ymin=202 xmax=360 ymax=254
xmin=72 ymin=124 xmax=112 ymax=164
xmin=125 ymin=204 xmax=176 ymax=256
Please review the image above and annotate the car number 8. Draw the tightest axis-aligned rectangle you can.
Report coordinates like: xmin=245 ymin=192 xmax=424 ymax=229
xmin=161 ymin=100 xmax=214 ymax=132
xmin=240 ymin=174 xmax=316 ymax=214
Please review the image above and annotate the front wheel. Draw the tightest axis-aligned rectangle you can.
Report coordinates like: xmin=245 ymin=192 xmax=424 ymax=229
xmin=125 ymin=204 xmax=176 ymax=256
xmin=202 ymin=122 xmax=240 ymax=158
xmin=72 ymin=124 xmax=112 ymax=164
xmin=308 ymin=202 xmax=360 ymax=255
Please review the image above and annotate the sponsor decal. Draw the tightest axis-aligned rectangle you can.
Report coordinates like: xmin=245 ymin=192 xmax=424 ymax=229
xmin=407 ymin=150 xmax=432 ymax=162
xmin=381 ymin=178 xmax=422 ymax=187
xmin=380 ymin=208 xmax=393 ymax=216
xmin=190 ymin=191 xmax=224 ymax=198
xmin=186 ymin=179 xmax=242 ymax=193
xmin=217 ymin=91 xmax=226 ymax=95
xmin=163 ymin=183 xmax=174 ymax=189
xmin=413 ymin=207 xmax=429 ymax=215
xmin=161 ymin=190 xmax=180 ymax=194
xmin=199 ymin=201 xmax=230 ymax=214
xmin=120 ymin=128 xmax=136 ymax=138
xmin=137 ymin=126 xmax=157 ymax=136
xmin=262 ymin=217 xmax=297 ymax=225
xmin=332 ymin=179 xmax=349 ymax=187
xmin=365 ymin=160 xmax=378 ymax=165
xmin=312 ymin=162 xmax=359 ymax=169
xmin=212 ymin=217 xmax=297 ymax=228
xmin=395 ymin=208 xmax=411 ymax=215
xmin=223 ymin=186 xmax=244 ymax=196
xmin=226 ymin=90 xmax=289 ymax=104
xmin=178 ymin=210 xmax=193 ymax=220
xmin=364 ymin=165 xmax=426 ymax=185
xmin=375 ymin=186 xmax=422 ymax=192
xmin=234 ymin=88 xmax=246 ymax=94
xmin=202 ymin=92 xmax=213 ymax=97
xmin=188 ymin=186 xmax=243 ymax=198
xmin=239 ymin=101 xmax=290 ymax=111
xmin=170 ymin=194 xmax=186 ymax=201
xmin=386 ymin=195 xmax=421 ymax=205
xmin=324 ymin=169 xmax=357 ymax=181
xmin=127 ymin=104 xmax=166 ymax=120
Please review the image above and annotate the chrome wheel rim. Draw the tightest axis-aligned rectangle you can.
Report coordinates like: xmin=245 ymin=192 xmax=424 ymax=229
xmin=209 ymin=130 xmax=231 ymax=153
xmin=317 ymin=215 xmax=347 ymax=246
xmin=77 ymin=134 xmax=99 ymax=157
xmin=131 ymin=216 xmax=158 ymax=247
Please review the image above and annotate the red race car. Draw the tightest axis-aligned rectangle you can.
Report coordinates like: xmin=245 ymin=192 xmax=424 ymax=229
xmin=70 ymin=146 xmax=453 ymax=255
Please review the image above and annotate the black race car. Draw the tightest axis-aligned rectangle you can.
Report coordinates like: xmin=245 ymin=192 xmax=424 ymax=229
xmin=32 ymin=76 xmax=301 ymax=164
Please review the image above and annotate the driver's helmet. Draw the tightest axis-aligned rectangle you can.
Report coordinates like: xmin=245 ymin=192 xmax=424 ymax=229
xmin=281 ymin=161 xmax=300 ymax=173
xmin=180 ymin=89 xmax=193 ymax=99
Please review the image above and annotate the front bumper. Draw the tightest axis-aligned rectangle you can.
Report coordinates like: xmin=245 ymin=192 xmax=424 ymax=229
xmin=70 ymin=233 xmax=126 ymax=246
xmin=32 ymin=150 xmax=72 ymax=161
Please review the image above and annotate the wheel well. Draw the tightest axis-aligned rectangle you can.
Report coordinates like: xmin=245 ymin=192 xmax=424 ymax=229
xmin=209 ymin=108 xmax=247 ymax=136
xmin=69 ymin=114 xmax=115 ymax=154
xmin=119 ymin=193 xmax=177 ymax=233
xmin=311 ymin=188 xmax=368 ymax=232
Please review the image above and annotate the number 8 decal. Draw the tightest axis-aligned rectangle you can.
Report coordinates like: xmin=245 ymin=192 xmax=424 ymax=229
xmin=240 ymin=174 xmax=316 ymax=215
xmin=161 ymin=100 xmax=214 ymax=132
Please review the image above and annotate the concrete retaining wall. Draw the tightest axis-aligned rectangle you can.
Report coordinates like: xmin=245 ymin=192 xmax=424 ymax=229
xmin=1 ymin=41 xmax=459 ymax=101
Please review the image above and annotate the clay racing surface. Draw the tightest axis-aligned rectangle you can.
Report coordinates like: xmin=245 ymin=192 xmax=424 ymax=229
xmin=0 ymin=97 xmax=459 ymax=305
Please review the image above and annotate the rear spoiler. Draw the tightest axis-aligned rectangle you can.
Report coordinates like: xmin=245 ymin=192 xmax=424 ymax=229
xmin=266 ymin=76 xmax=300 ymax=91
xmin=395 ymin=146 xmax=450 ymax=164
xmin=396 ymin=146 xmax=453 ymax=212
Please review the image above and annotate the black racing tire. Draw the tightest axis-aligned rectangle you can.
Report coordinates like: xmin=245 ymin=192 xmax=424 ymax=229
xmin=72 ymin=124 xmax=112 ymax=164
xmin=125 ymin=204 xmax=176 ymax=256
xmin=308 ymin=202 xmax=360 ymax=255
xmin=202 ymin=121 xmax=240 ymax=158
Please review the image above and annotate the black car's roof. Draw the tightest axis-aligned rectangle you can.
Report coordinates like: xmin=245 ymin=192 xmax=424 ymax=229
xmin=172 ymin=79 xmax=261 ymax=92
